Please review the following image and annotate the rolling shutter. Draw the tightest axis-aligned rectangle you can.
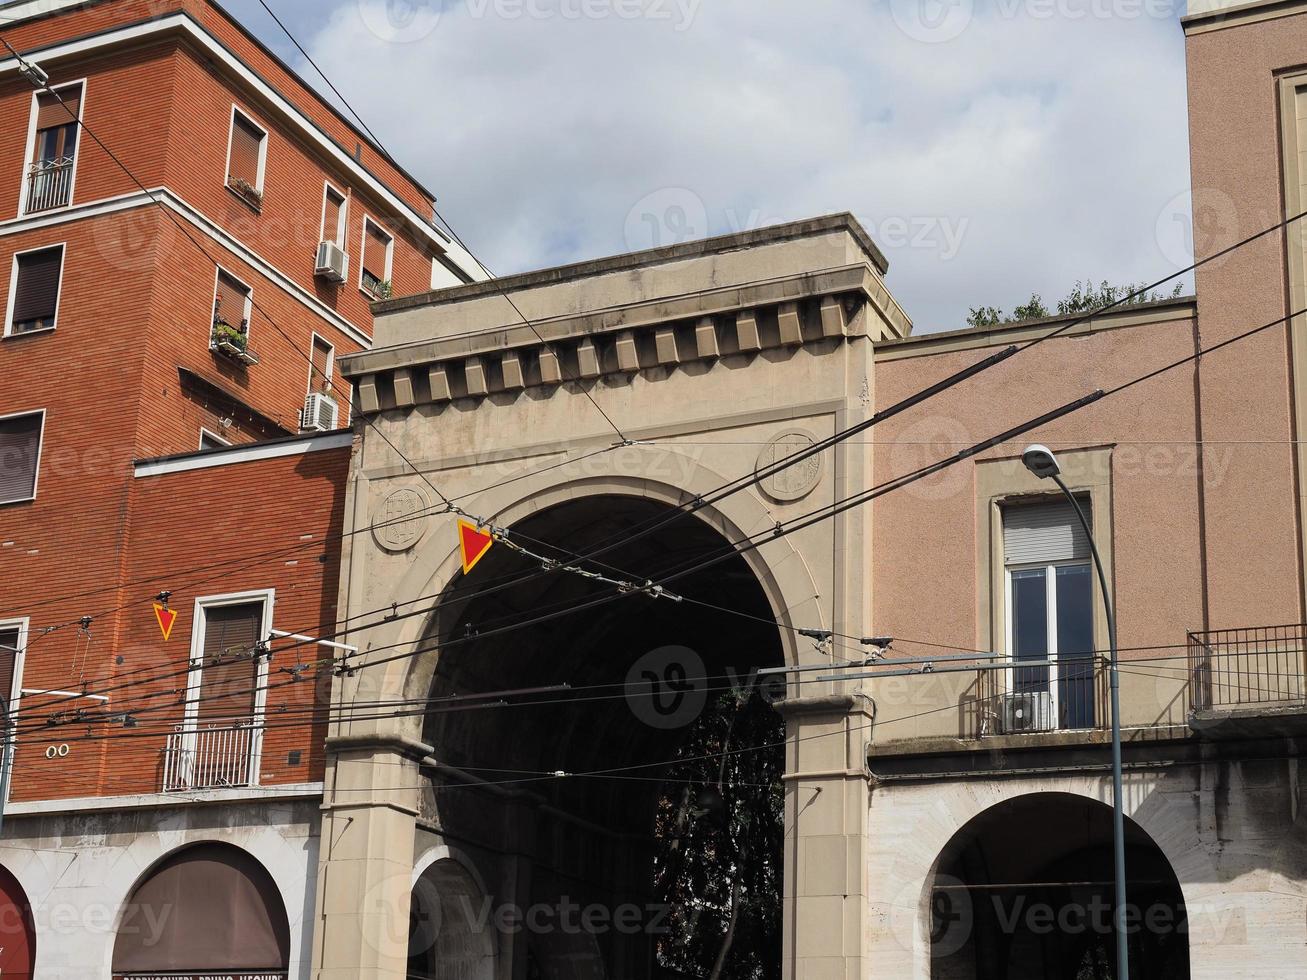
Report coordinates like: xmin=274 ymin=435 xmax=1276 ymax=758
xmin=228 ymin=114 xmax=263 ymax=186
xmin=214 ymin=272 xmax=248 ymax=327
xmin=323 ymin=189 xmax=344 ymax=245
xmin=197 ymin=602 xmax=262 ymax=724
xmin=34 ymin=84 xmax=80 ymax=130
xmin=11 ymin=247 xmax=62 ymax=330
xmin=1002 ymin=500 xmax=1091 ymax=566
xmin=0 ymin=413 xmax=42 ymax=504
xmin=362 ymin=221 xmax=390 ymax=280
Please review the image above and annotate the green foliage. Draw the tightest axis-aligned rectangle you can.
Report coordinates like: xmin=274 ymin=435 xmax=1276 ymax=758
xmin=653 ymin=686 xmax=784 ymax=980
xmin=967 ymin=280 xmax=1184 ymax=328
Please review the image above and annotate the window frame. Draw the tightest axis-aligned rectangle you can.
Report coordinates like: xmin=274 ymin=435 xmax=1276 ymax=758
xmin=320 ymin=181 xmax=349 ymax=248
xmin=224 ymin=104 xmax=269 ymax=199
xmin=4 ymin=241 xmax=66 ymax=337
xmin=0 ymin=408 xmax=46 ymax=506
xmin=184 ymin=588 xmax=275 ymax=786
xmin=306 ymin=331 xmax=336 ymax=398
xmin=211 ymin=265 xmax=254 ymax=338
xmin=17 ymin=78 xmax=87 ymax=217
xmin=359 ymin=214 xmax=394 ymax=298
xmin=199 ymin=428 xmax=231 ymax=451
xmin=0 ymin=617 xmax=27 ymax=807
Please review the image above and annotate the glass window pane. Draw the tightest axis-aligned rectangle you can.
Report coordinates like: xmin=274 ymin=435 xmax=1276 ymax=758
xmin=1011 ymin=568 xmax=1048 ymax=693
xmin=1056 ymin=564 xmax=1095 ymax=728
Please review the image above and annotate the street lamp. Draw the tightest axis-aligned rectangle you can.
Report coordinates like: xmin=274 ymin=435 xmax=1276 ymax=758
xmin=1021 ymin=444 xmax=1128 ymax=980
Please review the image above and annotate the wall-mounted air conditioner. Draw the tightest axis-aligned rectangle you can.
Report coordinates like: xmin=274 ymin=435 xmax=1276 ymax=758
xmin=315 ymin=241 xmax=348 ymax=283
xmin=999 ymin=690 xmax=1054 ymax=735
xmin=301 ymin=392 xmax=339 ymax=433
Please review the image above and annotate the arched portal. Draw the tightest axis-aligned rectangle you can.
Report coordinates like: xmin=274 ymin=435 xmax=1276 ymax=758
xmin=417 ymin=494 xmax=786 ymax=980
xmin=0 ymin=864 xmax=35 ymax=980
xmin=928 ymin=793 xmax=1189 ymax=980
xmin=112 ymin=842 xmax=290 ymax=979
xmin=409 ymin=858 xmax=496 ymax=980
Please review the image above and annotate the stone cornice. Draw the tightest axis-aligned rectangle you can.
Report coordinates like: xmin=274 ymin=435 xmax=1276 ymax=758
xmin=342 ymin=265 xmax=905 ymax=416
xmin=1182 ymin=0 xmax=1307 ymax=32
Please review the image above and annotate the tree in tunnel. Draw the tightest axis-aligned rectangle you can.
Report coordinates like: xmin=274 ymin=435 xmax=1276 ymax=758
xmin=652 ymin=684 xmax=784 ymax=980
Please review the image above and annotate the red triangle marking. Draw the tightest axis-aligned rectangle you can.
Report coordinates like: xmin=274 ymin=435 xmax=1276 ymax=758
xmin=458 ymin=520 xmax=494 ymax=574
xmin=153 ymin=602 xmax=178 ymax=642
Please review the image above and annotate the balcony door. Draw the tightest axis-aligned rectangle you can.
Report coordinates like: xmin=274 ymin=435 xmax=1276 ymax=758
xmin=23 ymin=83 xmax=81 ymax=214
xmin=171 ymin=591 xmax=272 ymax=791
xmin=1003 ymin=501 xmax=1096 ymax=730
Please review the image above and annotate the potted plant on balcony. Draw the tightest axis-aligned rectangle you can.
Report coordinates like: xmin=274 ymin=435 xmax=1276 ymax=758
xmin=227 ymin=175 xmax=263 ymax=210
xmin=210 ymin=317 xmax=259 ymax=365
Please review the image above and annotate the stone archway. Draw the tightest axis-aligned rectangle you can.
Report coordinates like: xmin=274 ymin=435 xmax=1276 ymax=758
xmin=408 ymin=858 xmax=496 ymax=980
xmin=926 ymin=793 xmax=1189 ymax=979
xmin=0 ymin=864 xmax=35 ymax=980
xmin=415 ymin=493 xmax=787 ymax=980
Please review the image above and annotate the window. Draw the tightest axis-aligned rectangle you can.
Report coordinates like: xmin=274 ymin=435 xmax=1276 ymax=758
xmin=0 ymin=621 xmax=24 ymax=798
xmin=360 ymin=217 xmax=393 ymax=297
xmin=6 ymin=244 xmax=64 ymax=335
xmin=23 ymin=82 xmax=82 ymax=214
xmin=212 ymin=269 xmax=252 ymax=345
xmin=321 ymin=184 xmax=347 ymax=247
xmin=0 ymin=410 xmax=44 ymax=505
xmin=199 ymin=429 xmax=230 ymax=452
xmin=225 ymin=108 xmax=267 ymax=208
xmin=1003 ymin=500 xmax=1096 ymax=729
xmin=309 ymin=334 xmax=334 ymax=395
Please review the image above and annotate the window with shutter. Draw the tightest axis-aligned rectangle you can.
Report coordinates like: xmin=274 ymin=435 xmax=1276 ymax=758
xmin=226 ymin=110 xmax=266 ymax=202
xmin=9 ymin=245 xmax=63 ymax=334
xmin=25 ymin=84 xmax=81 ymax=214
xmin=213 ymin=271 xmax=250 ymax=330
xmin=361 ymin=219 xmax=392 ymax=295
xmin=1002 ymin=499 xmax=1097 ymax=730
xmin=197 ymin=601 xmax=263 ymax=725
xmin=322 ymin=187 xmax=346 ymax=246
xmin=310 ymin=336 xmax=334 ymax=394
xmin=0 ymin=412 xmax=43 ymax=505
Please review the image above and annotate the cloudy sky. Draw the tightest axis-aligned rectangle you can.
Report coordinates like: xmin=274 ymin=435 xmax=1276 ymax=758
xmin=223 ymin=0 xmax=1194 ymax=332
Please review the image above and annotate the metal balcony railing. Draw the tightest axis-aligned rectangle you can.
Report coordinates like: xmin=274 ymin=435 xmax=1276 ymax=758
xmin=24 ymin=157 xmax=73 ymax=213
xmin=971 ymin=656 xmax=1108 ymax=737
xmin=1187 ymin=624 xmax=1307 ymax=713
xmin=161 ymin=719 xmax=256 ymax=792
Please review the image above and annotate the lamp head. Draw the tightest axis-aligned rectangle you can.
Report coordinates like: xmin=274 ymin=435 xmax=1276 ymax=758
xmin=1022 ymin=444 xmax=1061 ymax=480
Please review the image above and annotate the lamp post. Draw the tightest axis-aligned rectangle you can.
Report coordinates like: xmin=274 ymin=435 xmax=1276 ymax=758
xmin=1021 ymin=444 xmax=1128 ymax=980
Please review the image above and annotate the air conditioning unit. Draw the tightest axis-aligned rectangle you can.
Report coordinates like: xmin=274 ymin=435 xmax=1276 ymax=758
xmin=315 ymin=241 xmax=348 ymax=283
xmin=999 ymin=690 xmax=1054 ymax=735
xmin=301 ymin=392 xmax=339 ymax=432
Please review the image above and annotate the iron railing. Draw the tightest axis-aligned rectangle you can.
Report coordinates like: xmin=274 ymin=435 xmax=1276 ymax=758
xmin=24 ymin=158 xmax=73 ymax=213
xmin=972 ymin=656 xmax=1107 ymax=737
xmin=1187 ymin=624 xmax=1307 ymax=712
xmin=161 ymin=719 xmax=255 ymax=791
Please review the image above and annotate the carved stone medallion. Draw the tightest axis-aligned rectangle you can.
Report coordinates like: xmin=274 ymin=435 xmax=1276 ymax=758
xmin=756 ymin=430 xmax=823 ymax=502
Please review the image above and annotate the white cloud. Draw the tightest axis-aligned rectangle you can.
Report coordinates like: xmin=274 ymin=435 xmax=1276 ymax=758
xmin=237 ymin=0 xmax=1193 ymax=331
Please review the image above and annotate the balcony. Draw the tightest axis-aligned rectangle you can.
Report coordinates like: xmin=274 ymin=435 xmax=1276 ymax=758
xmin=971 ymin=656 xmax=1108 ymax=737
xmin=210 ymin=317 xmax=260 ymax=366
xmin=24 ymin=157 xmax=73 ymax=213
xmin=161 ymin=719 xmax=256 ymax=792
xmin=1187 ymin=624 xmax=1307 ymax=736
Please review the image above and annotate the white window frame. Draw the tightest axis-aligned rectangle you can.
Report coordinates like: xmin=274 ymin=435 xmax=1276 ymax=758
xmin=17 ymin=78 xmax=87 ymax=217
xmin=1003 ymin=556 xmax=1095 ymax=729
xmin=184 ymin=589 xmax=275 ymax=786
xmin=224 ymin=104 xmax=269 ymax=196
xmin=0 ymin=407 xmax=45 ymax=505
xmin=0 ymin=617 xmax=27 ymax=806
xmin=306 ymin=331 xmax=336 ymax=398
xmin=359 ymin=214 xmax=394 ymax=298
xmin=4 ymin=241 xmax=66 ymax=337
xmin=320 ymin=181 xmax=349 ymax=248
xmin=211 ymin=265 xmax=254 ymax=337
xmin=198 ymin=427 xmax=231 ymax=451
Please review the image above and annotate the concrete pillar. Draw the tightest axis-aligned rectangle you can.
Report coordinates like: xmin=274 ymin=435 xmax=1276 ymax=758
xmin=777 ymin=694 xmax=874 ymax=980
xmin=311 ymin=733 xmax=428 ymax=980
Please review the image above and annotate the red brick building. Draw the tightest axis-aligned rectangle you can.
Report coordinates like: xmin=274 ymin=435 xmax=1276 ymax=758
xmin=0 ymin=2 xmax=483 ymax=976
